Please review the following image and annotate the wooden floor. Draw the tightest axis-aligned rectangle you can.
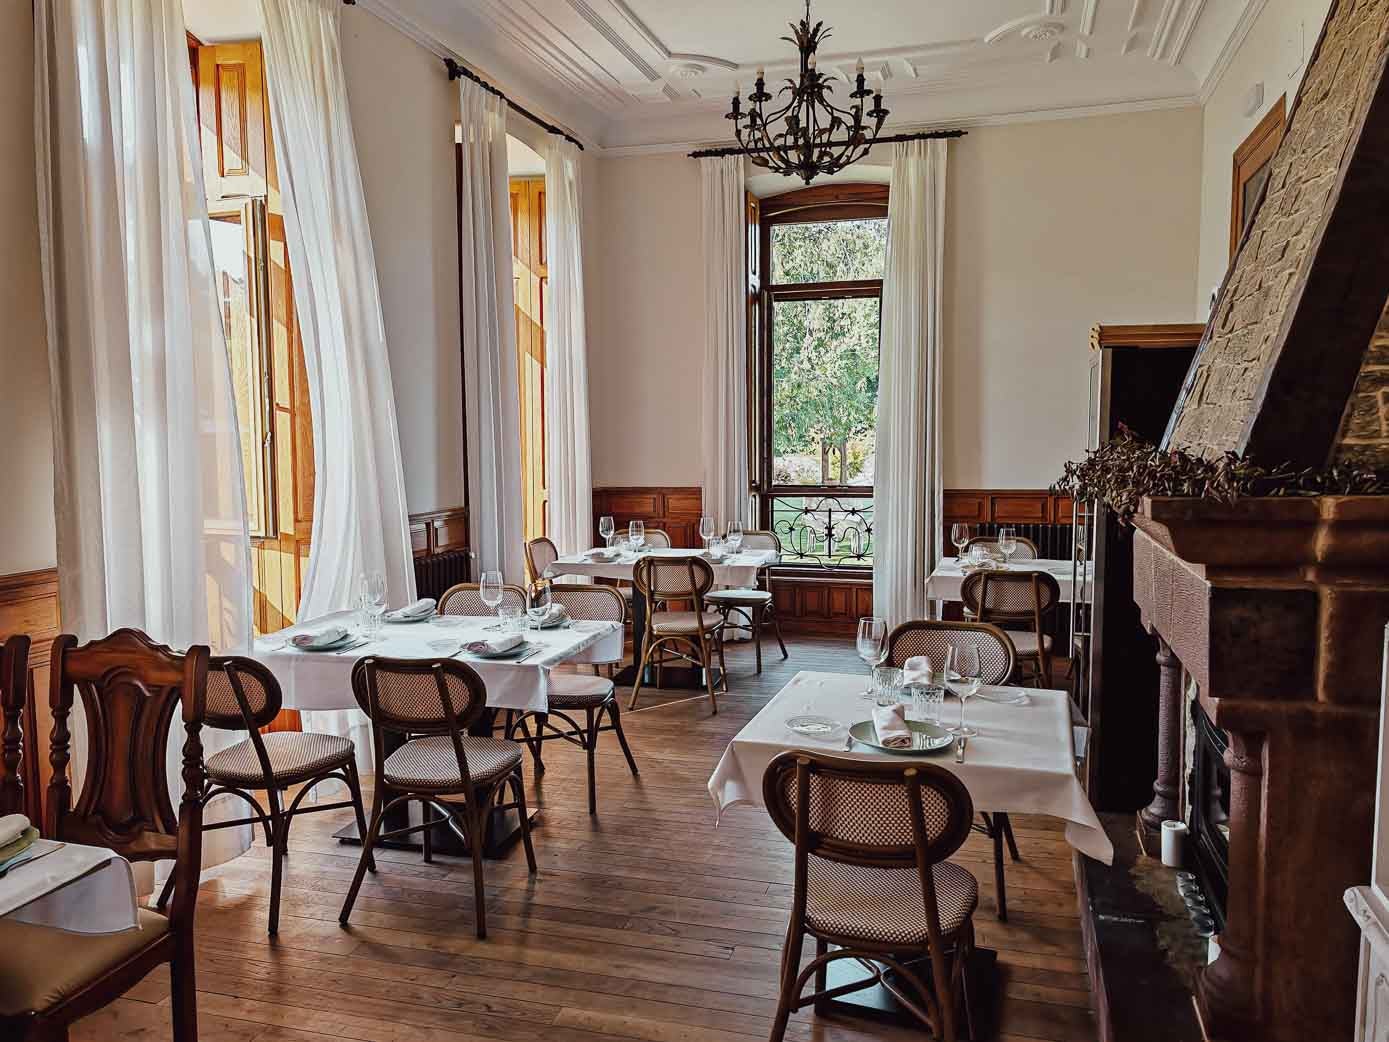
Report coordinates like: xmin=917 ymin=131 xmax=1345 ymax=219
xmin=73 ymin=635 xmax=1096 ymax=1042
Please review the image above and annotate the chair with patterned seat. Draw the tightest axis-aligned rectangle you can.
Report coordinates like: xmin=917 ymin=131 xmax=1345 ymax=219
xmin=886 ymin=619 xmax=1023 ymax=921
xmin=964 ymin=533 xmax=1040 ymax=561
xmin=960 ymin=569 xmax=1061 ymax=688
xmin=525 ymin=536 xmax=559 ymax=584
xmin=705 ymin=529 xmax=788 ymax=674
xmin=642 ymin=529 xmax=672 ymax=548
xmin=503 ymin=584 xmax=639 ymax=815
xmin=439 ymin=581 xmax=527 ymax=617
xmin=339 ymin=656 xmax=536 ymax=939
xmin=762 ymin=750 xmax=979 ymax=1042
xmin=629 ymin=555 xmax=726 ymax=714
xmin=155 ymin=656 xmax=373 ymax=934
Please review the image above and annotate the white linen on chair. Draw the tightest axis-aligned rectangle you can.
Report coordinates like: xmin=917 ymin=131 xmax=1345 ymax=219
xmin=457 ymin=78 xmax=526 ymax=586
xmin=259 ymin=0 xmax=419 ymax=769
xmin=699 ymin=155 xmax=751 ymax=533
xmin=544 ymin=138 xmax=594 ymax=561
xmin=34 ymin=0 xmax=253 ymax=871
xmin=873 ymin=139 xmax=948 ymax=627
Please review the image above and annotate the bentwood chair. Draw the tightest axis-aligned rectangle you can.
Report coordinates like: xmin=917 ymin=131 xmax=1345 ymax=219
xmin=155 ymin=656 xmax=373 ymax=934
xmin=504 ymin=584 xmax=639 ymax=815
xmin=0 ymin=634 xmax=30 ymax=815
xmin=525 ymin=536 xmax=559 ymax=584
xmin=762 ymin=751 xmax=979 ymax=1042
xmin=0 ymin=630 xmax=208 ymax=1042
xmin=705 ymin=529 xmax=788 ymax=674
xmin=964 ymin=534 xmax=1040 ymax=561
xmin=340 ymin=656 xmax=536 ymax=939
xmin=629 ymin=556 xmax=726 ymax=713
xmin=961 ymin=570 xmax=1061 ymax=688
xmin=439 ymin=581 xmax=527 ymax=616
xmin=642 ymin=529 xmax=672 ymax=548
xmin=886 ymin=620 xmax=1022 ymax=921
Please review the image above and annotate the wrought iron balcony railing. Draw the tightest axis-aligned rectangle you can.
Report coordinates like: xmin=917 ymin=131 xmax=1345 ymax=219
xmin=769 ymin=494 xmax=873 ymax=568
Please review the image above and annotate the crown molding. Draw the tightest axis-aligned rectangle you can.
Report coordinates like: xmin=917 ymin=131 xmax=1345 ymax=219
xmin=1197 ymin=0 xmax=1268 ymax=105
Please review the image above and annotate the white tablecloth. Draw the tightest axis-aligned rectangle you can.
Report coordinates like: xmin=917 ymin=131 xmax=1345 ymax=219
xmin=254 ymin=611 xmax=624 ymax=714
xmin=926 ymin=557 xmax=1092 ymax=603
xmin=549 ymin=547 xmax=779 ymax=588
xmin=1 ymin=840 xmax=140 ymax=934
xmin=708 ymin=670 xmax=1112 ymax=864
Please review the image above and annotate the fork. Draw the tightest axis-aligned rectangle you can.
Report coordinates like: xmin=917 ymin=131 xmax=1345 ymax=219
xmin=955 ymin=736 xmax=968 ymax=763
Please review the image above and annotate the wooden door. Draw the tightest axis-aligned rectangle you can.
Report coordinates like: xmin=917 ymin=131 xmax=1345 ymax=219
xmin=510 ymin=176 xmax=548 ymax=542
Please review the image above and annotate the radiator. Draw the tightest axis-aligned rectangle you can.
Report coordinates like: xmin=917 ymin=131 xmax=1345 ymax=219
xmin=414 ymin=549 xmax=472 ymax=600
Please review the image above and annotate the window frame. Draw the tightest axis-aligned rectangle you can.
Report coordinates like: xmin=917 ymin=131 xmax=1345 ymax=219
xmin=753 ymin=184 xmax=888 ymax=567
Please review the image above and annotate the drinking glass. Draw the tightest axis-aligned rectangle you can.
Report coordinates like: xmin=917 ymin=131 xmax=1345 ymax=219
xmin=527 ymin=579 xmax=553 ymax=630
xmin=949 ymin=644 xmax=982 ymax=738
xmin=628 ymin=520 xmax=645 ymax=551
xmin=999 ymin=527 xmax=1017 ymax=565
xmin=359 ymin=571 xmax=387 ymax=640
xmin=873 ymin=666 xmax=904 ymax=708
xmin=726 ymin=520 xmax=744 ymax=554
xmin=855 ymin=617 xmax=888 ymax=700
xmin=951 ymin=523 xmax=970 ymax=558
xmin=699 ymin=516 xmax=716 ymax=548
xmin=499 ymin=604 xmax=524 ymax=634
xmin=598 ymin=515 xmax=615 ymax=547
xmin=480 ymin=570 xmax=504 ymax=623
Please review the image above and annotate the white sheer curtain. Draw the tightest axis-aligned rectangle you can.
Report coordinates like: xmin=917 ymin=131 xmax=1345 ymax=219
xmin=259 ymin=0 xmax=416 ymax=764
xmin=700 ymin=156 xmax=750 ymax=533
xmin=873 ymin=139 xmax=948 ymax=627
xmin=544 ymin=138 xmax=593 ymax=558
xmin=458 ymin=80 xmax=525 ymax=583
xmin=34 ymin=0 xmax=252 ymax=869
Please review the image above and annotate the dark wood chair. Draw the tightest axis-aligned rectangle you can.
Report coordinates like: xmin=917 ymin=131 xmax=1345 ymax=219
xmin=0 ymin=634 xmax=30 ymax=815
xmin=629 ymin=556 xmax=726 ymax=713
xmin=705 ymin=529 xmax=788 ymax=674
xmin=886 ymin=619 xmax=1023 ymax=921
xmin=504 ymin=584 xmax=639 ymax=815
xmin=762 ymin=751 xmax=979 ymax=1042
xmin=155 ymin=656 xmax=373 ymax=934
xmin=0 ymin=629 xmax=209 ymax=1042
xmin=339 ymin=656 xmax=536 ymax=939
xmin=961 ymin=569 xmax=1061 ymax=687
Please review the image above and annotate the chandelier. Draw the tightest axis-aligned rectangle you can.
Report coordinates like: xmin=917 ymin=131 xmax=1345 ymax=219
xmin=725 ymin=1 xmax=888 ymax=184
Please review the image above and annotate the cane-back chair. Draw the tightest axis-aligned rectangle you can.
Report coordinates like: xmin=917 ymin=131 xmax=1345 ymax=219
xmin=641 ymin=529 xmax=672 ymax=548
xmin=762 ymin=751 xmax=979 ymax=1042
xmin=885 ymin=619 xmax=1023 ymax=920
xmin=629 ymin=556 xmax=726 ymax=713
xmin=340 ymin=656 xmax=536 ymax=939
xmin=525 ymin=537 xmax=559 ymax=584
xmin=964 ymin=534 xmax=1040 ymax=561
xmin=504 ymin=585 xmax=639 ymax=815
xmin=439 ymin=581 xmax=527 ymax=617
xmin=155 ymin=656 xmax=373 ymax=934
xmin=0 ymin=634 xmax=30 ymax=816
xmin=0 ymin=630 xmax=208 ymax=1041
xmin=961 ymin=570 xmax=1061 ymax=688
xmin=705 ymin=529 xmax=788 ymax=674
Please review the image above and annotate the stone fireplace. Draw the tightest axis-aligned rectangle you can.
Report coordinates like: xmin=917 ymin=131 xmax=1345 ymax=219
xmin=1188 ymin=699 xmax=1229 ymax=931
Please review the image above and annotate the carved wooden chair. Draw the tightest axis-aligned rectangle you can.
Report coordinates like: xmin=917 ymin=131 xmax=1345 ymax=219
xmin=0 ymin=634 xmax=30 ymax=816
xmin=438 ymin=581 xmax=527 ymax=617
xmin=503 ymin=585 xmax=639 ymax=815
xmin=340 ymin=656 xmax=536 ymax=939
xmin=629 ymin=556 xmax=726 ymax=713
xmin=155 ymin=656 xmax=373 ymax=934
xmin=961 ymin=570 xmax=1061 ymax=688
xmin=0 ymin=629 xmax=208 ymax=1042
xmin=705 ymin=529 xmax=788 ymax=674
xmin=524 ymin=536 xmax=559 ymax=584
xmin=762 ymin=751 xmax=978 ymax=1042
xmin=886 ymin=619 xmax=1023 ymax=921
xmin=964 ymin=534 xmax=1040 ymax=561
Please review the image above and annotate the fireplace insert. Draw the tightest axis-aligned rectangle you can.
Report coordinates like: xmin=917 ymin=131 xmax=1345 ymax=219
xmin=1189 ymin=700 xmax=1230 ymax=929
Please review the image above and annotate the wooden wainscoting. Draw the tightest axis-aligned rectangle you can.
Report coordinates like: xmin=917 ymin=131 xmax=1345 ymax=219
xmin=593 ymin=487 xmax=703 ymax=547
xmin=0 ymin=568 xmax=59 ymax=823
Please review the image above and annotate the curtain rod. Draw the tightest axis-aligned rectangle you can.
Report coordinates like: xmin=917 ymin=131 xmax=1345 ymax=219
xmin=688 ymin=128 xmax=966 ymax=160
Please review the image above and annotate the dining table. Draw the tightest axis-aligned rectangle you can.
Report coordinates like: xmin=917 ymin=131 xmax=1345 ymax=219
xmin=926 ymin=556 xmax=1093 ymax=604
xmin=0 ymin=839 xmax=139 ymax=934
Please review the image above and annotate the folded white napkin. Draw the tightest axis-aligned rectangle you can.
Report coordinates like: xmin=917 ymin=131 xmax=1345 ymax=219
xmin=584 ymin=547 xmax=619 ymax=562
xmin=902 ymin=656 xmax=933 ymax=686
xmin=535 ymin=603 xmax=569 ymax=628
xmin=0 ymin=814 xmax=30 ymax=848
xmin=291 ymin=626 xmax=350 ymax=650
xmin=465 ymin=633 xmax=524 ymax=655
xmin=385 ymin=597 xmax=436 ymax=621
xmin=872 ymin=704 xmax=913 ymax=749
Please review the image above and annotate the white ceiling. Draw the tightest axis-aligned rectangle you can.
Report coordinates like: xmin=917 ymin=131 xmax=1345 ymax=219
xmin=372 ymin=0 xmax=1268 ymax=150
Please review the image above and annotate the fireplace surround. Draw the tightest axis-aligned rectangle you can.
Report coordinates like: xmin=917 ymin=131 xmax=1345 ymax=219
xmin=1189 ymin=700 xmax=1229 ymax=932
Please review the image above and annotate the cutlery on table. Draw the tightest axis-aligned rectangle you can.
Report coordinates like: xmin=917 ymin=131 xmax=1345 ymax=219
xmin=955 ymin=736 xmax=967 ymax=763
xmin=333 ymin=640 xmax=371 ymax=655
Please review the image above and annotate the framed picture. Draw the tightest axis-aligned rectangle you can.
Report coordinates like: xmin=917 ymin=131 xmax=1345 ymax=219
xmin=1230 ymin=95 xmax=1287 ymax=260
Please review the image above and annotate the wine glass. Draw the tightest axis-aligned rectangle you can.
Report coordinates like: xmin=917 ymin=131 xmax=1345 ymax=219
xmin=949 ymin=644 xmax=981 ymax=738
xmin=951 ymin=523 xmax=970 ymax=558
xmin=598 ymin=515 xmax=615 ymax=548
xmin=527 ymin=578 xmax=552 ymax=631
xmin=999 ymin=527 xmax=1017 ymax=566
xmin=480 ymin=570 xmax=504 ymax=624
xmin=359 ymin=571 xmax=387 ymax=640
xmin=726 ymin=520 xmax=744 ymax=554
xmin=628 ymin=520 xmax=645 ymax=551
xmin=699 ymin=516 xmax=716 ymax=548
xmin=855 ymin=617 xmax=888 ymax=700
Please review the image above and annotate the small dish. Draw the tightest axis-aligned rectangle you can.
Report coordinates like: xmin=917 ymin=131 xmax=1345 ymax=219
xmin=785 ymin=715 xmax=846 ymax=741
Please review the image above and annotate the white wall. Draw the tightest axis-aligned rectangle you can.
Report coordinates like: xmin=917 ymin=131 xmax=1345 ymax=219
xmin=1195 ymin=0 xmax=1334 ymax=317
xmin=341 ymin=9 xmax=464 ymax=515
xmin=0 ymin=11 xmax=56 ymax=575
xmin=585 ymin=107 xmax=1203 ymax=492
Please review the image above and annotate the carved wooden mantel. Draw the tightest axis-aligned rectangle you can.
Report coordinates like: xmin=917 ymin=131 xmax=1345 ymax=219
xmin=1131 ymin=496 xmax=1389 ymax=1042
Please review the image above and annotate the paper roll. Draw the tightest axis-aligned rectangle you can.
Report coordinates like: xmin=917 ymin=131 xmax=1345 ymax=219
xmin=1161 ymin=819 xmax=1188 ymax=868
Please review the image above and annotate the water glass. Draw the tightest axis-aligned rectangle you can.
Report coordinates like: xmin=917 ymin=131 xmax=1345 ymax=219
xmin=498 ymin=604 xmax=524 ymax=634
xmin=911 ymin=683 xmax=945 ymax=724
xmin=873 ymin=666 xmax=904 ymax=708
xmin=951 ymin=523 xmax=970 ymax=557
xmin=726 ymin=520 xmax=744 ymax=554
xmin=358 ymin=571 xmax=387 ymax=640
xmin=598 ymin=515 xmax=615 ymax=547
xmin=999 ymin=526 xmax=1017 ymax=564
xmin=628 ymin=520 xmax=645 ymax=551
xmin=699 ymin=515 xmax=715 ymax=547
xmin=528 ymin=579 xmax=553 ymax=630
xmin=480 ymin=570 xmax=504 ymax=619
xmin=856 ymin=617 xmax=888 ymax=700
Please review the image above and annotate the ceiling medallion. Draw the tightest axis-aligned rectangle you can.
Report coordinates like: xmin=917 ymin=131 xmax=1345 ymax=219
xmin=725 ymin=0 xmax=888 ymax=183
xmin=1021 ymin=21 xmax=1066 ymax=41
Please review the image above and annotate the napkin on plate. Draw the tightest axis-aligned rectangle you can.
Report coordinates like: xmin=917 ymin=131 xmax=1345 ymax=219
xmin=872 ymin=704 xmax=913 ymax=749
xmin=464 ymin=633 xmax=524 ymax=656
xmin=584 ymin=547 xmax=619 ymax=562
xmin=0 ymin=813 xmax=31 ymax=849
xmin=0 ymin=817 xmax=38 ymax=865
xmin=291 ymin=626 xmax=350 ymax=650
xmin=534 ymin=603 xmax=570 ymax=628
xmin=384 ymin=598 xmax=436 ymax=622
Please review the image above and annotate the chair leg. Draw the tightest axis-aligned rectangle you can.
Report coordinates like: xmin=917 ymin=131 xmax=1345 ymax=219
xmin=422 ymin=802 xmax=434 ymax=864
xmin=511 ymin=770 xmax=538 ymax=873
xmin=155 ymin=862 xmax=177 ymax=913
xmin=1000 ymin=812 xmax=1021 ymax=861
xmin=769 ymin=925 xmax=805 ymax=1042
xmin=345 ymin=761 xmax=376 ymax=874
xmin=340 ymin=789 xmax=386 ymax=924
xmin=752 ymin=610 xmax=764 ymax=674
xmin=468 ymin=803 xmax=489 ymax=939
xmin=584 ymin=707 xmax=598 ymax=816
xmin=695 ymin=631 xmax=718 ymax=714
xmin=169 ymin=937 xmax=198 ymax=1042
xmin=629 ymin=632 xmax=656 ymax=710
xmin=992 ymin=816 xmax=1008 ymax=922
xmin=609 ymin=701 xmax=639 ymax=776
xmin=266 ymin=786 xmax=286 ymax=935
xmin=770 ymin=606 xmax=789 ymax=660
